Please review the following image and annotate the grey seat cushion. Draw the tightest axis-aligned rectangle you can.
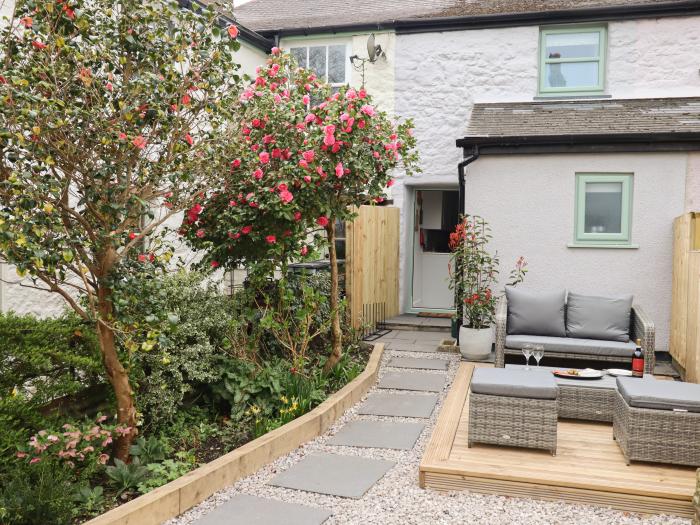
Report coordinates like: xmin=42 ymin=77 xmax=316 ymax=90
xmin=617 ymin=377 xmax=700 ymax=413
xmin=471 ymin=368 xmax=557 ymax=400
xmin=505 ymin=335 xmax=636 ymax=358
xmin=566 ymin=292 xmax=633 ymax=342
xmin=505 ymin=287 xmax=566 ymax=337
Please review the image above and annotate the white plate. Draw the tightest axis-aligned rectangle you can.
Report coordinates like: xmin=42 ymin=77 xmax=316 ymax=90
xmin=606 ymin=368 xmax=633 ymax=377
xmin=578 ymin=368 xmax=604 ymax=378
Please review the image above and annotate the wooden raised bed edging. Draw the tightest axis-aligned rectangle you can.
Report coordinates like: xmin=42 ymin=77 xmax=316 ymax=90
xmin=694 ymin=469 xmax=700 ymax=525
xmin=85 ymin=343 xmax=385 ymax=525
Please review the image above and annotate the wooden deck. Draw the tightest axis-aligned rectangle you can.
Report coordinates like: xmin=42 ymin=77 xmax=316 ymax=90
xmin=419 ymin=363 xmax=697 ymax=518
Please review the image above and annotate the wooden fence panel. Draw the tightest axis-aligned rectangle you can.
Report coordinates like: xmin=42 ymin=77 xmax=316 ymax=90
xmin=346 ymin=205 xmax=400 ymax=330
xmin=671 ymin=212 xmax=700 ymax=383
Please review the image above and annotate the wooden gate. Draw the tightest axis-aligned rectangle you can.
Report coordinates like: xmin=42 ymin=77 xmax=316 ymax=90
xmin=670 ymin=212 xmax=700 ymax=383
xmin=345 ymin=205 xmax=400 ymax=331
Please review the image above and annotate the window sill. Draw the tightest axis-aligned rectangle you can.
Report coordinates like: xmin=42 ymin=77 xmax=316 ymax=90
xmin=535 ymin=94 xmax=611 ymax=100
xmin=567 ymin=243 xmax=639 ymax=249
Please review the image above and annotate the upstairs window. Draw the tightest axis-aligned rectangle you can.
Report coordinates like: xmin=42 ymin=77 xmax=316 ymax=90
xmin=539 ymin=27 xmax=606 ymax=95
xmin=290 ymin=44 xmax=348 ymax=92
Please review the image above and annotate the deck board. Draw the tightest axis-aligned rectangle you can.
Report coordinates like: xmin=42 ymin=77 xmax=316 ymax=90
xmin=419 ymin=363 xmax=697 ymax=518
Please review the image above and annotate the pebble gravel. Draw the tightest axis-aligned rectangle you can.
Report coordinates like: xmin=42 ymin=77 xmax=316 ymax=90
xmin=167 ymin=338 xmax=690 ymax=525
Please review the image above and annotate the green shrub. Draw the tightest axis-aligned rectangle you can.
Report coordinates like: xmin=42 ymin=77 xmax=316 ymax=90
xmin=0 ymin=458 xmax=77 ymax=525
xmin=106 ymin=458 xmax=150 ymax=497
xmin=137 ymin=451 xmax=196 ymax=494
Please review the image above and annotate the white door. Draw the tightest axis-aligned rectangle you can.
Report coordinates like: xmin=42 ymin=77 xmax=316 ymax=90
xmin=411 ymin=189 xmax=459 ymax=310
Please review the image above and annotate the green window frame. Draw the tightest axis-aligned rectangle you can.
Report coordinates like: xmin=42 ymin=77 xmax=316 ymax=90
xmin=538 ymin=26 xmax=607 ymax=96
xmin=573 ymin=173 xmax=633 ymax=247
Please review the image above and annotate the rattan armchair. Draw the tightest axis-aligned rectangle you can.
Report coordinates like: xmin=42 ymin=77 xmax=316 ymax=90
xmin=494 ymin=296 xmax=655 ymax=374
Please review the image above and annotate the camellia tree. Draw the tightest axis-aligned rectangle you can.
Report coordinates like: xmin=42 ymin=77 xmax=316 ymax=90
xmin=0 ymin=0 xmax=243 ymax=458
xmin=182 ymin=50 xmax=420 ymax=372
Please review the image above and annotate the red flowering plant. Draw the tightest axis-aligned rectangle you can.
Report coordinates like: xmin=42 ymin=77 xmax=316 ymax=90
xmin=15 ymin=415 xmax=121 ymax=482
xmin=448 ymin=216 xmax=527 ymax=329
xmin=183 ymin=49 xmax=419 ymax=370
xmin=0 ymin=0 xmax=244 ymax=459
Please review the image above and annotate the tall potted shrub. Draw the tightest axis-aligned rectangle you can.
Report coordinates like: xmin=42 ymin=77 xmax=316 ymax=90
xmin=449 ymin=216 xmax=527 ymax=360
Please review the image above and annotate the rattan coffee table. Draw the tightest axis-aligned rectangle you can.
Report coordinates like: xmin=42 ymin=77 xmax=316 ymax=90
xmin=506 ymin=364 xmax=621 ymax=422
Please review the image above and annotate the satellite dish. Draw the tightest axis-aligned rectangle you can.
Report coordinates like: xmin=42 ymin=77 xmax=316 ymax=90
xmin=367 ymin=34 xmax=377 ymax=62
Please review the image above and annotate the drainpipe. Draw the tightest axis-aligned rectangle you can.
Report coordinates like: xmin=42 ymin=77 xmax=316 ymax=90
xmin=455 ymin=146 xmax=480 ymax=340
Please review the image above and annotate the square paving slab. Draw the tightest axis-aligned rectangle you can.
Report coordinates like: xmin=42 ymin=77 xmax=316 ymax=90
xmin=386 ymin=341 xmax=439 ymax=353
xmin=193 ymin=494 xmax=331 ymax=525
xmin=269 ymin=453 xmax=395 ymax=499
xmin=387 ymin=356 xmax=450 ymax=370
xmin=357 ymin=392 xmax=439 ymax=418
xmin=379 ymin=371 xmax=446 ymax=392
xmin=327 ymin=420 xmax=425 ymax=450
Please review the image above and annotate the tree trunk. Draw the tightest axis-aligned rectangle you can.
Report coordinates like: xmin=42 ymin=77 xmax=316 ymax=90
xmin=97 ymin=287 xmax=137 ymax=461
xmin=323 ymin=220 xmax=343 ymax=374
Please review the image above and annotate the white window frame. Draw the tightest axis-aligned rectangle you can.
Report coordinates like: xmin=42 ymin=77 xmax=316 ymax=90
xmin=286 ymin=40 xmax=350 ymax=89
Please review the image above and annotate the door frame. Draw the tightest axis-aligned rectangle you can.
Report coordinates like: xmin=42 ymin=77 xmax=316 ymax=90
xmin=404 ymin=185 xmax=458 ymax=314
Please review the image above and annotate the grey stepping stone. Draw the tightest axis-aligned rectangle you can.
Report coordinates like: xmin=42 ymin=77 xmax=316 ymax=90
xmin=357 ymin=392 xmax=439 ymax=418
xmin=388 ymin=356 xmax=449 ymax=370
xmin=193 ymin=494 xmax=331 ymax=525
xmin=327 ymin=420 xmax=425 ymax=450
xmin=379 ymin=371 xmax=446 ymax=392
xmin=269 ymin=453 xmax=395 ymax=499
xmin=386 ymin=341 xmax=439 ymax=352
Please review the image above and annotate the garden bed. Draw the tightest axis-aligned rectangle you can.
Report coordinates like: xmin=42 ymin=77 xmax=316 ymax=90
xmin=84 ymin=343 xmax=384 ymax=525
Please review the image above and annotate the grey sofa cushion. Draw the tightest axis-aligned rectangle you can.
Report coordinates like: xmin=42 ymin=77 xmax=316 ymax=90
xmin=471 ymin=368 xmax=557 ymax=400
xmin=505 ymin=335 xmax=636 ymax=358
xmin=505 ymin=287 xmax=566 ymax=337
xmin=566 ymin=292 xmax=633 ymax=342
xmin=617 ymin=377 xmax=700 ymax=413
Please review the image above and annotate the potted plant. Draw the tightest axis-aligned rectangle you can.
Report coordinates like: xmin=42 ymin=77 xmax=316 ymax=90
xmin=449 ymin=216 xmax=527 ymax=360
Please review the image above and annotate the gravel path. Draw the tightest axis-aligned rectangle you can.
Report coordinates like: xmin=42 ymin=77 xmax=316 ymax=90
xmin=168 ymin=335 xmax=690 ymax=525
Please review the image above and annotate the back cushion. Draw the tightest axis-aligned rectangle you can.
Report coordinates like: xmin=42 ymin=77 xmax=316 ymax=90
xmin=505 ymin=287 xmax=567 ymax=337
xmin=566 ymin=292 xmax=633 ymax=342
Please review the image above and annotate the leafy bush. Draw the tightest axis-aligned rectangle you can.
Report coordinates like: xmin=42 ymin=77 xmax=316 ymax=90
xmin=129 ymin=436 xmax=166 ymax=464
xmin=106 ymin=458 xmax=150 ymax=497
xmin=137 ymin=451 xmax=197 ymax=494
xmin=0 ymin=458 xmax=77 ymax=525
xmin=72 ymin=485 xmax=106 ymax=519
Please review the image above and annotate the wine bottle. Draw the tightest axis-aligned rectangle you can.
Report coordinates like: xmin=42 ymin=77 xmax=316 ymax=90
xmin=632 ymin=338 xmax=644 ymax=378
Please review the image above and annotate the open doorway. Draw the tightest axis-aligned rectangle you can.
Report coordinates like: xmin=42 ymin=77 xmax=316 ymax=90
xmin=410 ymin=189 xmax=459 ymax=311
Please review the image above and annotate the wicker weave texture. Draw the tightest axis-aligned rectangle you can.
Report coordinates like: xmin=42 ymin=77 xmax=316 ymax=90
xmin=558 ymin=385 xmax=615 ymax=422
xmin=613 ymin=392 xmax=700 ymax=467
xmin=468 ymin=393 xmax=558 ymax=455
xmin=494 ymin=298 xmax=656 ymax=373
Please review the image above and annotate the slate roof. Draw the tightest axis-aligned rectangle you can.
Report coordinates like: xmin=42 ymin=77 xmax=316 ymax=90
xmin=465 ymin=98 xmax=700 ymax=138
xmin=233 ymin=0 xmax=684 ymax=33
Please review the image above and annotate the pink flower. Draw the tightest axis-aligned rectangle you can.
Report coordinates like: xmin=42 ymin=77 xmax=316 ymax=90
xmin=279 ymin=190 xmax=294 ymax=204
xmin=241 ymin=225 xmax=253 ymax=235
xmin=196 ymin=228 xmax=205 ymax=238
xmin=211 ymin=261 xmax=219 ymax=268
xmin=227 ymin=25 xmax=239 ymax=39
xmin=303 ymin=175 xmax=311 ymax=183
xmin=98 ymin=454 xmax=109 ymax=465
xmin=47 ymin=435 xmax=59 ymax=443
xmin=302 ymin=150 xmax=315 ymax=163
xmin=323 ymin=134 xmax=335 ymax=146
xmin=302 ymin=95 xmax=310 ymax=105
xmin=82 ymin=446 xmax=95 ymax=453
xmin=132 ymin=135 xmax=147 ymax=149
xmin=335 ymin=162 xmax=344 ymax=178
xmin=346 ymin=88 xmax=357 ymax=100
xmin=32 ymin=40 xmax=47 ymax=50
xmin=317 ymin=216 xmax=329 ymax=227
xmin=30 ymin=457 xmax=41 ymax=464
xmin=304 ymin=113 xmax=316 ymax=124
xmin=253 ymin=168 xmax=264 ymax=180
xmin=105 ymin=82 xmax=113 ymax=92
xmin=138 ymin=253 xmax=148 ymax=263
xmin=360 ymin=104 xmax=376 ymax=117
xmin=265 ymin=235 xmax=276 ymax=244
xmin=259 ymin=152 xmax=270 ymax=164
xmin=101 ymin=437 xmax=112 ymax=447
xmin=294 ymin=211 xmax=302 ymax=221
xmin=324 ymin=125 xmax=336 ymax=135
xmin=387 ymin=179 xmax=395 ymax=187
xmin=118 ymin=132 xmax=127 ymax=140
xmin=301 ymin=246 xmax=308 ymax=256
xmin=231 ymin=158 xmax=241 ymax=170
xmin=96 ymin=415 xmax=108 ymax=423
xmin=182 ymin=93 xmax=191 ymax=105
xmin=278 ymin=183 xmax=288 ymax=191
xmin=271 ymin=46 xmax=281 ymax=55
xmin=273 ymin=94 xmax=282 ymax=104
xmin=299 ymin=159 xmax=308 ymax=169
xmin=184 ymin=133 xmax=194 ymax=146
xmin=16 ymin=451 xmax=27 ymax=459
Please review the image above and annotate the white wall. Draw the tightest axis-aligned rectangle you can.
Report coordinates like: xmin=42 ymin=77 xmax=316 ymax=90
xmin=393 ymin=15 xmax=700 ymax=318
xmin=464 ymin=152 xmax=688 ymax=352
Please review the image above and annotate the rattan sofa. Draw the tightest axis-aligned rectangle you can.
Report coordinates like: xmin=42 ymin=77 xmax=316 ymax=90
xmin=494 ymin=296 xmax=655 ymax=374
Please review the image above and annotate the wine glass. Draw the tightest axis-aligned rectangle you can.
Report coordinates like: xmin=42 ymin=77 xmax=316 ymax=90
xmin=533 ymin=345 xmax=544 ymax=367
xmin=522 ymin=344 xmax=533 ymax=370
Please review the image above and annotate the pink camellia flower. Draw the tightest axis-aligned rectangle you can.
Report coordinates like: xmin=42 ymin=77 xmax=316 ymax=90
xmin=20 ymin=16 xmax=32 ymax=27
xmin=323 ymin=134 xmax=335 ymax=146
xmin=241 ymin=225 xmax=253 ymax=235
xmin=294 ymin=211 xmax=302 ymax=221
xmin=298 ymin=159 xmax=308 ymax=169
xmin=303 ymin=175 xmax=311 ymax=183
xmin=132 ymin=135 xmax=147 ymax=149
xmin=82 ymin=446 xmax=95 ymax=453
xmin=360 ymin=104 xmax=375 ymax=117
xmin=32 ymin=40 xmax=47 ymax=50
xmin=373 ymin=151 xmax=380 ymax=159
xmin=182 ymin=93 xmax=191 ymax=105
xmin=273 ymin=94 xmax=282 ymax=104
xmin=279 ymin=190 xmax=294 ymax=204
xmin=253 ymin=168 xmax=264 ymax=180
xmin=358 ymin=88 xmax=367 ymax=99
xmin=211 ymin=260 xmax=219 ymax=268
xmin=105 ymin=82 xmax=113 ymax=92
xmin=47 ymin=435 xmax=59 ymax=443
xmin=278 ymin=183 xmax=288 ymax=191
xmin=331 ymin=142 xmax=341 ymax=153
xmin=302 ymin=150 xmax=315 ymax=163
xmin=317 ymin=216 xmax=329 ymax=227
xmin=118 ymin=132 xmax=127 ymax=140
xmin=229 ymin=199 xmax=237 ymax=207
xmin=324 ymin=125 xmax=335 ymax=135
xmin=101 ymin=437 xmax=112 ymax=447
xmin=231 ymin=158 xmax=241 ymax=170
xmin=387 ymin=179 xmax=395 ymax=187
xmin=302 ymin=95 xmax=310 ymax=105
xmin=259 ymin=152 xmax=270 ymax=164
xmin=272 ymin=148 xmax=282 ymax=159
xmin=304 ymin=113 xmax=316 ymax=124
xmin=304 ymin=83 xmax=311 ymax=92
xmin=335 ymin=162 xmax=344 ymax=178
xmin=263 ymin=134 xmax=275 ymax=144
xmin=98 ymin=454 xmax=109 ymax=465
xmin=346 ymin=88 xmax=357 ymax=100
xmin=271 ymin=46 xmax=281 ymax=55
xmin=300 ymin=245 xmax=309 ymax=256
xmin=184 ymin=133 xmax=194 ymax=146
xmin=138 ymin=253 xmax=148 ymax=263
xmin=187 ymin=203 xmax=203 ymax=222
xmin=227 ymin=24 xmax=239 ymax=39
xmin=195 ymin=228 xmax=205 ymax=238
xmin=265 ymin=235 xmax=276 ymax=244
